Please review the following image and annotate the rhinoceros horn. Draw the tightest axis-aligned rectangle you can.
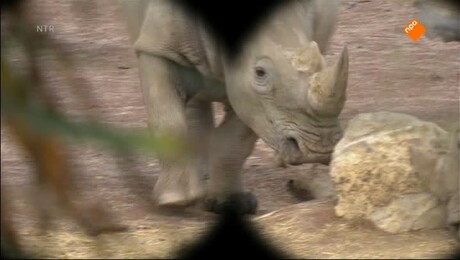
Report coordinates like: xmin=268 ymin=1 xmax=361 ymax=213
xmin=307 ymin=45 xmax=348 ymax=117
xmin=293 ymin=41 xmax=325 ymax=73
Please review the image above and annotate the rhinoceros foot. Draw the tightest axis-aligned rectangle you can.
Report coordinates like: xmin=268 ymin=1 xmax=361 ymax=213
xmin=204 ymin=192 xmax=258 ymax=215
xmin=152 ymin=178 xmax=205 ymax=208
xmin=447 ymin=224 xmax=460 ymax=241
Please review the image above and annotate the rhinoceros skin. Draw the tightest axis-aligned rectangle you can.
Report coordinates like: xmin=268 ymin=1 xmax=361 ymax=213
xmin=414 ymin=0 xmax=460 ymax=42
xmin=118 ymin=0 xmax=348 ymax=213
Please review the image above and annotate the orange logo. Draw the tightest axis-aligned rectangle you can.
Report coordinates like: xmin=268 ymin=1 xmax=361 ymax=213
xmin=404 ymin=19 xmax=426 ymax=41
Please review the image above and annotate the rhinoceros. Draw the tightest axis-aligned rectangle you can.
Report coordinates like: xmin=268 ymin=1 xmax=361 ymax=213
xmin=119 ymin=0 xmax=348 ymax=214
xmin=414 ymin=0 xmax=460 ymax=42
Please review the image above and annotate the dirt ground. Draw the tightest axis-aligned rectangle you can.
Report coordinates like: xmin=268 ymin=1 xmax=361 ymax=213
xmin=1 ymin=0 xmax=459 ymax=258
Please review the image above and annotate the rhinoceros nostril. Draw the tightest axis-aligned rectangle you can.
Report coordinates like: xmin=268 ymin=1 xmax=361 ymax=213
xmin=283 ymin=137 xmax=303 ymax=163
xmin=286 ymin=137 xmax=300 ymax=153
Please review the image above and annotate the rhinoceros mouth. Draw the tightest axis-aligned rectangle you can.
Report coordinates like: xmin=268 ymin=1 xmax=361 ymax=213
xmin=276 ymin=136 xmax=332 ymax=167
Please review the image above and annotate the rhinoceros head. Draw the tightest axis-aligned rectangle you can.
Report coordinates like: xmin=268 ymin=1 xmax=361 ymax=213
xmin=224 ymin=8 xmax=348 ymax=166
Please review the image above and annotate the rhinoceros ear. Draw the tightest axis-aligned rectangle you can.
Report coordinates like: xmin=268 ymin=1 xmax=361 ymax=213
xmin=307 ymin=45 xmax=348 ymax=117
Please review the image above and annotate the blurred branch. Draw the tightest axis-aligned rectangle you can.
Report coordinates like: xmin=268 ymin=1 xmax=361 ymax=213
xmin=1 ymin=1 xmax=186 ymax=256
xmin=1 ymin=84 xmax=185 ymax=158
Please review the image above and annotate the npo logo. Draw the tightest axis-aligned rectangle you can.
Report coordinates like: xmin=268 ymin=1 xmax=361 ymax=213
xmin=404 ymin=19 xmax=426 ymax=41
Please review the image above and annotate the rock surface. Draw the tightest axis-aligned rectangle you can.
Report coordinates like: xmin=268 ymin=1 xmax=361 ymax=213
xmin=330 ymin=111 xmax=458 ymax=233
xmin=368 ymin=193 xmax=446 ymax=233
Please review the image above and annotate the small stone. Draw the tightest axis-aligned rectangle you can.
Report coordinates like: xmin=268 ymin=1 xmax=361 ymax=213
xmin=347 ymin=1 xmax=357 ymax=9
xmin=429 ymin=73 xmax=443 ymax=81
xmin=288 ymin=166 xmax=336 ymax=202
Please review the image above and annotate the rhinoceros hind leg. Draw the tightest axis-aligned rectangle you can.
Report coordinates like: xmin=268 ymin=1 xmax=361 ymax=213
xmin=206 ymin=107 xmax=259 ymax=214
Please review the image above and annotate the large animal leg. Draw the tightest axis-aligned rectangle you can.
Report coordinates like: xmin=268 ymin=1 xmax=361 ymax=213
xmin=185 ymin=96 xmax=214 ymax=183
xmin=138 ymin=53 xmax=205 ymax=207
xmin=205 ymin=107 xmax=259 ymax=214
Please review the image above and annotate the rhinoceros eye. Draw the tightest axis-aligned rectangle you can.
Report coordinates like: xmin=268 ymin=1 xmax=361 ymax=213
xmin=253 ymin=66 xmax=271 ymax=88
xmin=255 ymin=67 xmax=266 ymax=78
xmin=252 ymin=58 xmax=274 ymax=93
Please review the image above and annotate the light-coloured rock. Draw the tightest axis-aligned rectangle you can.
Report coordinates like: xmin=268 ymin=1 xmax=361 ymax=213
xmin=330 ymin=111 xmax=458 ymax=233
xmin=411 ymin=124 xmax=460 ymax=237
xmin=409 ymin=126 xmax=459 ymax=201
xmin=369 ymin=193 xmax=446 ymax=233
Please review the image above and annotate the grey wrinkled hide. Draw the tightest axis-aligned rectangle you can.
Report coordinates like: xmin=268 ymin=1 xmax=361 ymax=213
xmin=415 ymin=0 xmax=460 ymax=42
xmin=118 ymin=0 xmax=348 ymax=209
xmin=414 ymin=0 xmax=460 ymax=240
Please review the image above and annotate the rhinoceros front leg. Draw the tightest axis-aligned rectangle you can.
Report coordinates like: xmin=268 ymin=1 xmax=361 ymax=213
xmin=184 ymin=96 xmax=214 ymax=184
xmin=205 ymin=107 xmax=259 ymax=214
xmin=138 ymin=53 xmax=205 ymax=207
